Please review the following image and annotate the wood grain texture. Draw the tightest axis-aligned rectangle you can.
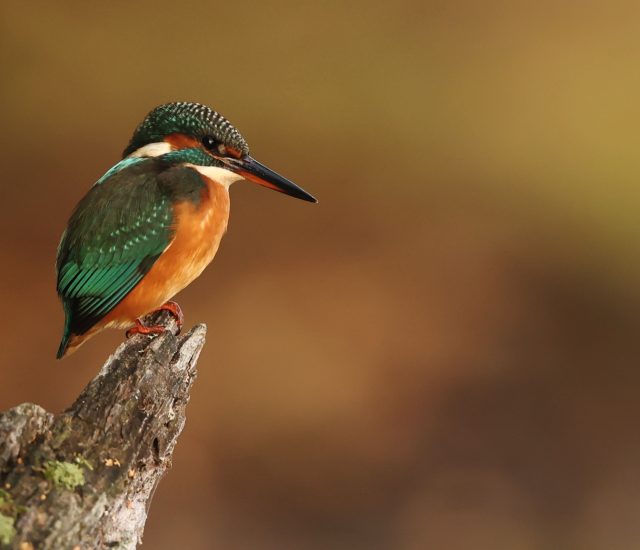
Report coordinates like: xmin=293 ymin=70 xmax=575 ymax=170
xmin=0 ymin=311 xmax=206 ymax=550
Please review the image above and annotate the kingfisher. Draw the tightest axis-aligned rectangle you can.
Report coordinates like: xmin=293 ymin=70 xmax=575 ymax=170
xmin=56 ymin=101 xmax=316 ymax=359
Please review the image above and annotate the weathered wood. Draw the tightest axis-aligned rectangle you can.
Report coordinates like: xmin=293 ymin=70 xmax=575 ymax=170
xmin=0 ymin=312 xmax=206 ymax=550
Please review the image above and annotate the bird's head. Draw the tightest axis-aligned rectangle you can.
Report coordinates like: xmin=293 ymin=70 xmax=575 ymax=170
xmin=122 ymin=101 xmax=316 ymax=203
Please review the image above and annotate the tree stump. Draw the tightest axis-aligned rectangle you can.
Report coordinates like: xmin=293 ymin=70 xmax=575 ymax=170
xmin=0 ymin=311 xmax=206 ymax=550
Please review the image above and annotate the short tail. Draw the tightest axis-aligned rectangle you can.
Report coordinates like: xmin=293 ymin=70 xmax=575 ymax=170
xmin=57 ymin=305 xmax=95 ymax=359
xmin=56 ymin=330 xmax=72 ymax=359
xmin=56 ymin=330 xmax=96 ymax=359
xmin=56 ymin=309 xmax=74 ymax=359
xmin=57 ymin=302 xmax=89 ymax=359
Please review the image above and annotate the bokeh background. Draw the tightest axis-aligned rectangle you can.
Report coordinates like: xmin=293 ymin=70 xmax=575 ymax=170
xmin=1 ymin=2 xmax=640 ymax=548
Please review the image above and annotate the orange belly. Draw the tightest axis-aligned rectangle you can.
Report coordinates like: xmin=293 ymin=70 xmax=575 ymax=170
xmin=101 ymin=177 xmax=230 ymax=329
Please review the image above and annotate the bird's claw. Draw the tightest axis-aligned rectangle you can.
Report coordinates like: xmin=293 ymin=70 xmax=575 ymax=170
xmin=155 ymin=301 xmax=184 ymax=332
xmin=126 ymin=319 xmax=166 ymax=339
xmin=125 ymin=301 xmax=185 ymax=339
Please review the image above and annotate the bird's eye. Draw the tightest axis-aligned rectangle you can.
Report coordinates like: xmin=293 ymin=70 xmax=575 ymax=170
xmin=202 ymin=136 xmax=218 ymax=150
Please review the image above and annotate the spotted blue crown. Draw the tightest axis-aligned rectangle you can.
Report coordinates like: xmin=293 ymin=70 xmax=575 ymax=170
xmin=122 ymin=102 xmax=249 ymax=158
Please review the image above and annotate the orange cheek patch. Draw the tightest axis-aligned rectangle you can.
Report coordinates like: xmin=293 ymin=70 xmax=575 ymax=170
xmin=165 ymin=133 xmax=201 ymax=150
xmin=225 ymin=146 xmax=242 ymax=159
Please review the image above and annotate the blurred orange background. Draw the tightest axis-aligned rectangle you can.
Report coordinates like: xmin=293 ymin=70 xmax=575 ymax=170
xmin=1 ymin=2 xmax=640 ymax=548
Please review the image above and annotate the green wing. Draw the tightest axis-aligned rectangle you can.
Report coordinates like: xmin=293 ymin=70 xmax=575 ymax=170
xmin=56 ymin=158 xmax=174 ymax=350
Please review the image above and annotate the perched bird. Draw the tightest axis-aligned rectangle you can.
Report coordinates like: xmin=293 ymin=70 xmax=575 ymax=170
xmin=56 ymin=101 xmax=316 ymax=359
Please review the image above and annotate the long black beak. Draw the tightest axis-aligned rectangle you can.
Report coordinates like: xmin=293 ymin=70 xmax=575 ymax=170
xmin=224 ymin=155 xmax=317 ymax=203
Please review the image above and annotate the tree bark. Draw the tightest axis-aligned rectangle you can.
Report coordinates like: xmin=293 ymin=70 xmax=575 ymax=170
xmin=0 ymin=311 xmax=206 ymax=550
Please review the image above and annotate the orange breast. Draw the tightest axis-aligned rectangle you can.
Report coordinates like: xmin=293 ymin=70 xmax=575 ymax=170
xmin=102 ymin=177 xmax=230 ymax=328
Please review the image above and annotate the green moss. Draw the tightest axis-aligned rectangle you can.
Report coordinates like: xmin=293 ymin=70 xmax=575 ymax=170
xmin=43 ymin=460 xmax=85 ymax=490
xmin=0 ymin=513 xmax=15 ymax=545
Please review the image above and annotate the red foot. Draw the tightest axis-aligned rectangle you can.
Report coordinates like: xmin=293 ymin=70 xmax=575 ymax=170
xmin=125 ymin=301 xmax=185 ymax=339
xmin=126 ymin=319 xmax=166 ymax=339
xmin=155 ymin=301 xmax=184 ymax=331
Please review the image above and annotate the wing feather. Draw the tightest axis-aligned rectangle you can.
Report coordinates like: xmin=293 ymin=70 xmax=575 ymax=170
xmin=56 ymin=158 xmax=174 ymax=336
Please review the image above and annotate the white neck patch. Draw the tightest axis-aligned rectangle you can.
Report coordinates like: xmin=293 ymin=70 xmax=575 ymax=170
xmin=128 ymin=141 xmax=172 ymax=158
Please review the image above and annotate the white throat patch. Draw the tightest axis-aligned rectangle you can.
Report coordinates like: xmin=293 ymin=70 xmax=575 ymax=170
xmin=186 ymin=165 xmax=244 ymax=189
